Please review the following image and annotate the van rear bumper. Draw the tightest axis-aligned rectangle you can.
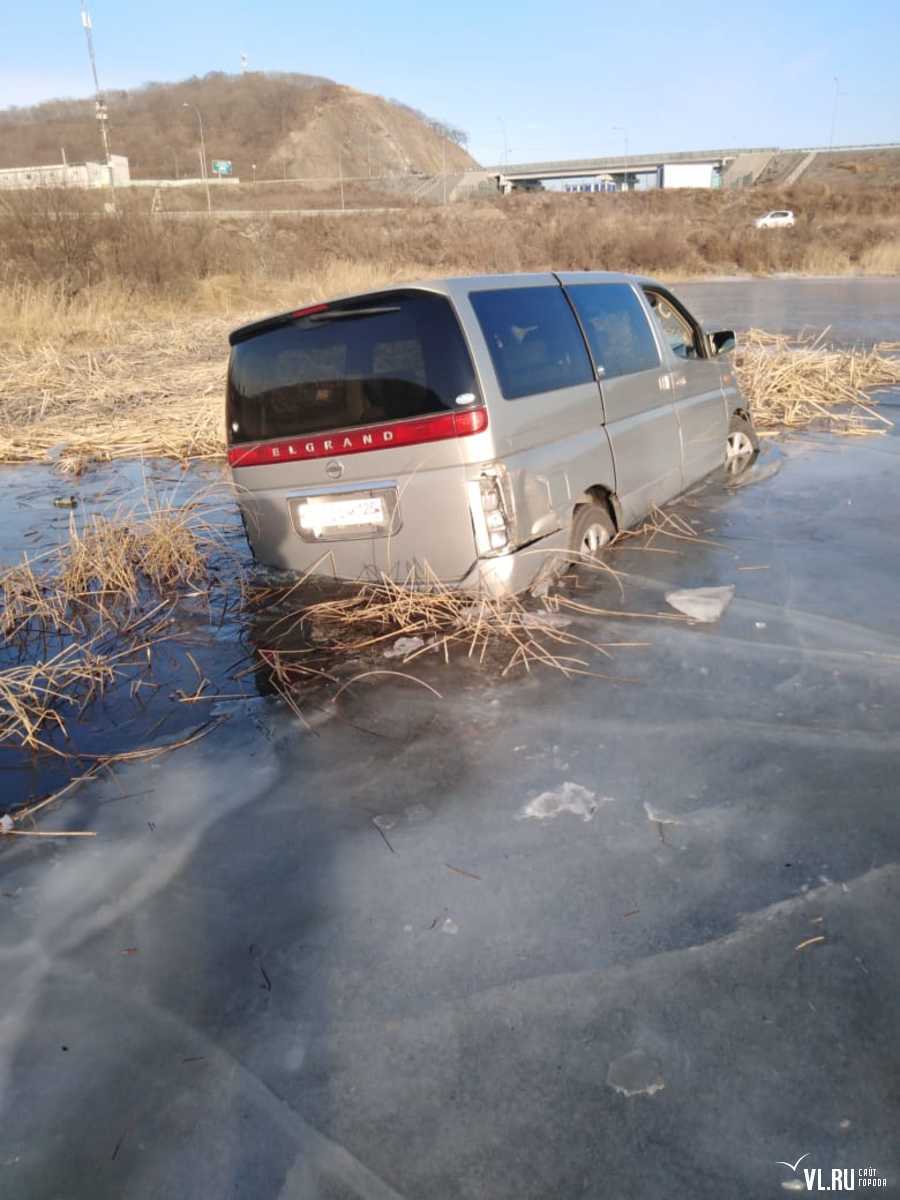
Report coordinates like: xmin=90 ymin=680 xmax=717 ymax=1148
xmin=459 ymin=527 xmax=570 ymax=597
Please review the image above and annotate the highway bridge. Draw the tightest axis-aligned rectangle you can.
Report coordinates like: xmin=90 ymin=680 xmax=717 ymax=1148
xmin=491 ymin=146 xmax=767 ymax=183
xmin=488 ymin=143 xmax=900 ymax=191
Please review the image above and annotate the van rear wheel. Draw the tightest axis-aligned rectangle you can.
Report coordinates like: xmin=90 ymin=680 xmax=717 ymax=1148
xmin=570 ymin=503 xmax=616 ymax=566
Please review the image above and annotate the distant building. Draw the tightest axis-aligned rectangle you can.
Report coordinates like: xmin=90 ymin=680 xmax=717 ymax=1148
xmin=656 ymin=162 xmax=716 ymax=188
xmin=561 ymin=175 xmax=617 ymax=194
xmin=0 ymin=154 xmax=130 ymax=190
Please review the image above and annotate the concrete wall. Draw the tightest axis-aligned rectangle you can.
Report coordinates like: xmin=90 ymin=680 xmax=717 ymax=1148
xmin=660 ymin=162 xmax=715 ymax=189
xmin=0 ymin=155 xmax=130 ymax=190
xmin=127 ymin=177 xmax=241 ymax=188
xmin=720 ymin=151 xmax=776 ymax=188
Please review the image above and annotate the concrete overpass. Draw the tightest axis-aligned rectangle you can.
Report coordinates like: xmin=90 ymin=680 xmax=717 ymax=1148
xmin=490 ymin=146 xmax=776 ymax=191
xmin=489 ymin=142 xmax=900 ymax=192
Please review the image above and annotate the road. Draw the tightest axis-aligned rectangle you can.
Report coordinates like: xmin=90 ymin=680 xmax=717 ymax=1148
xmin=1 ymin=280 xmax=899 ymax=1198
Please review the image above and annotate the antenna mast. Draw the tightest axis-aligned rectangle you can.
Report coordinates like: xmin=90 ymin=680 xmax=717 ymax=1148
xmin=80 ymin=0 xmax=116 ymax=205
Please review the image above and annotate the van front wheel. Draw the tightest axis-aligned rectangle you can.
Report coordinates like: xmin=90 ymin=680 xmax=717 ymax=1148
xmin=726 ymin=413 xmax=759 ymax=476
xmin=570 ymin=503 xmax=616 ymax=566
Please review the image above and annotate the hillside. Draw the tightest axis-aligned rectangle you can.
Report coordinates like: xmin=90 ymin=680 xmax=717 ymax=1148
xmin=0 ymin=71 xmax=478 ymax=181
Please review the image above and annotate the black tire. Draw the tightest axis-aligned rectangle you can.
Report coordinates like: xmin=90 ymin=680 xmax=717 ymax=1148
xmin=726 ymin=413 xmax=759 ymax=476
xmin=570 ymin=502 xmax=616 ymax=567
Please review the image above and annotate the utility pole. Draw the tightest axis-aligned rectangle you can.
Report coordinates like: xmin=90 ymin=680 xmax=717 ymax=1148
xmin=183 ymin=102 xmax=211 ymax=215
xmin=79 ymin=1 xmax=116 ymax=209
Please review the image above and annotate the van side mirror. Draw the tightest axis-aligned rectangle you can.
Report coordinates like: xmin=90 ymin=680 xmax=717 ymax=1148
xmin=710 ymin=329 xmax=736 ymax=356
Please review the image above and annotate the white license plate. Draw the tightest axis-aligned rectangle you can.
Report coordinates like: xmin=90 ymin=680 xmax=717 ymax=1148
xmin=298 ymin=496 xmax=385 ymax=534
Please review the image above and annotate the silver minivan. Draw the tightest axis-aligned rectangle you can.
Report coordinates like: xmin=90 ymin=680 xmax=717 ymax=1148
xmin=227 ymin=272 xmax=756 ymax=594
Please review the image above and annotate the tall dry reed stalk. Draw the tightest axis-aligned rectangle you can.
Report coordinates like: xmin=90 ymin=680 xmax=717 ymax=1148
xmin=0 ymin=639 xmax=120 ymax=750
xmin=0 ymin=499 xmax=218 ymax=639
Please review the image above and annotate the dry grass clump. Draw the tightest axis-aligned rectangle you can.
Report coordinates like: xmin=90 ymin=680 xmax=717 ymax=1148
xmin=736 ymin=330 xmax=900 ymax=435
xmin=0 ymin=499 xmax=225 ymax=761
xmin=59 ymin=507 xmax=208 ymax=601
xmin=0 ymin=559 xmax=66 ymax=638
xmin=0 ymin=640 xmax=120 ymax=750
xmin=0 ymin=501 xmax=215 ymax=639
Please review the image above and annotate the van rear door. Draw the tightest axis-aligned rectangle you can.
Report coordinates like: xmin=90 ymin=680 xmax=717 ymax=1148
xmin=227 ymin=289 xmax=488 ymax=582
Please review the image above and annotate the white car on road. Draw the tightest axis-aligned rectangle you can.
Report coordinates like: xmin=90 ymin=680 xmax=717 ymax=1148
xmin=754 ymin=210 xmax=795 ymax=229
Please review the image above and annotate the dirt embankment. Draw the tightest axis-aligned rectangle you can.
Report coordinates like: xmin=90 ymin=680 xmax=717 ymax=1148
xmin=760 ymin=148 xmax=900 ymax=190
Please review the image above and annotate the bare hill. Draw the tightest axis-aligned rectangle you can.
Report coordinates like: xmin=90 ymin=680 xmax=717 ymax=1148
xmin=0 ymin=71 xmax=478 ymax=181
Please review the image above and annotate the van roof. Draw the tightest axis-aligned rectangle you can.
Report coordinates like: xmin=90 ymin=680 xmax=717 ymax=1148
xmin=228 ymin=270 xmax=664 ymax=345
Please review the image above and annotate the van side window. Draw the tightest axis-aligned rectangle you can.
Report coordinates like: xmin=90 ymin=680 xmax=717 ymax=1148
xmin=566 ymin=284 xmax=661 ymax=380
xmin=644 ymin=290 xmax=701 ymax=360
xmin=469 ymin=286 xmax=594 ymax=400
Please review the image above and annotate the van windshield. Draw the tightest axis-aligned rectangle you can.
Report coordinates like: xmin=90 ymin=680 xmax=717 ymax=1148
xmin=227 ymin=290 xmax=480 ymax=444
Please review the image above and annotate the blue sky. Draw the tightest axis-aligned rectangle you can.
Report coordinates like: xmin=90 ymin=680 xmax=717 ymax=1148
xmin=3 ymin=0 xmax=899 ymax=165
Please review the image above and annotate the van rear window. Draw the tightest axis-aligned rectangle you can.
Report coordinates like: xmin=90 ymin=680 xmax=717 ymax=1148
xmin=469 ymin=285 xmax=594 ymax=400
xmin=227 ymin=291 xmax=480 ymax=444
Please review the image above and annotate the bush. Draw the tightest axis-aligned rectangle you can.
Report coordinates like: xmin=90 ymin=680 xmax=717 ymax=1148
xmin=2 ymin=181 xmax=900 ymax=305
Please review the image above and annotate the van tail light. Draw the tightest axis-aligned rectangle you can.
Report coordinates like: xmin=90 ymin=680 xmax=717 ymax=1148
xmin=228 ymin=407 xmax=488 ymax=468
xmin=468 ymin=465 xmax=515 ymax=557
xmin=290 ymin=303 xmax=329 ymax=319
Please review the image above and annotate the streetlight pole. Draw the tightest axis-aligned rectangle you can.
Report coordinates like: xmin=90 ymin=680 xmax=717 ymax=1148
xmin=497 ymin=116 xmax=510 ymax=168
xmin=612 ymin=126 xmax=629 ymax=191
xmin=829 ymin=76 xmax=840 ymax=150
xmin=183 ymin=102 xmax=211 ymax=215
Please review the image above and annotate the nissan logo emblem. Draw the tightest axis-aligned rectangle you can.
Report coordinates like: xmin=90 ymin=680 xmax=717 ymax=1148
xmin=325 ymin=460 xmax=344 ymax=481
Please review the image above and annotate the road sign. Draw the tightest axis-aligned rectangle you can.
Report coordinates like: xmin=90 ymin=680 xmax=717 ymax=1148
xmin=212 ymin=160 xmax=232 ymax=176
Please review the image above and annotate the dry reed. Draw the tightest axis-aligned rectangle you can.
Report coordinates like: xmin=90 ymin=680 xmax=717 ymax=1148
xmin=0 ymin=261 xmax=429 ymax=468
xmin=0 ymin=639 xmax=121 ymax=750
xmin=246 ymin=554 xmax=662 ymax=722
xmin=735 ymin=330 xmax=900 ymax=435
xmin=1 ymin=500 xmax=216 ymax=638
xmin=243 ymin=506 xmax=720 ymax=717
